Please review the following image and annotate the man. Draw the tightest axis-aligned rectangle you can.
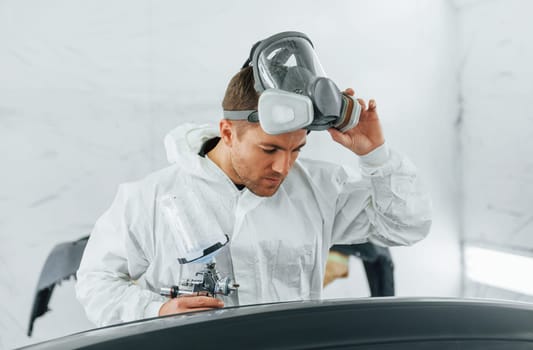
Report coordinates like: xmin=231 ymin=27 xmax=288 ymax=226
xmin=76 ymin=32 xmax=432 ymax=327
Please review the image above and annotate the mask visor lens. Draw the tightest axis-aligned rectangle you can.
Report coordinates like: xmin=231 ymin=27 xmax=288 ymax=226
xmin=256 ymin=37 xmax=326 ymax=93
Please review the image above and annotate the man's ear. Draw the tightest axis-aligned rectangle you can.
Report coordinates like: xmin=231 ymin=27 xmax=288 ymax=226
xmin=219 ymin=119 xmax=234 ymax=147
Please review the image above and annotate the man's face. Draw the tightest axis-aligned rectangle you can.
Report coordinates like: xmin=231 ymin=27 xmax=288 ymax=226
xmin=229 ymin=125 xmax=307 ymax=197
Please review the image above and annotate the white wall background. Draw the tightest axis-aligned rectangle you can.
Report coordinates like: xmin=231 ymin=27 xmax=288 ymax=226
xmin=455 ymin=0 xmax=533 ymax=300
xmin=0 ymin=0 xmax=482 ymax=348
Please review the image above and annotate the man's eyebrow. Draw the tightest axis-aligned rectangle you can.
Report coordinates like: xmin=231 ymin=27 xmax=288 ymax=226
xmin=259 ymin=142 xmax=307 ymax=151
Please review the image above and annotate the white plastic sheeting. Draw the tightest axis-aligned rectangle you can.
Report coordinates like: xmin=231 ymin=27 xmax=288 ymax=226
xmin=454 ymin=0 xmax=533 ymax=301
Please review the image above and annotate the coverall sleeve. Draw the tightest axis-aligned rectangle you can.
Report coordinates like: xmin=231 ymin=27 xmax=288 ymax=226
xmin=331 ymin=143 xmax=432 ymax=246
xmin=75 ymin=184 xmax=166 ymax=327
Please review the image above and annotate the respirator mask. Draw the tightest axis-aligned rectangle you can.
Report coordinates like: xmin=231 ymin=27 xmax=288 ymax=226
xmin=223 ymin=31 xmax=361 ymax=135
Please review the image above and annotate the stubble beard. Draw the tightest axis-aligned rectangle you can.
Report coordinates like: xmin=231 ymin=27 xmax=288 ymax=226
xmin=230 ymin=158 xmax=281 ymax=198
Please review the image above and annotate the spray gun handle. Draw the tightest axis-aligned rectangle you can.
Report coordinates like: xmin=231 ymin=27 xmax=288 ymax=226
xmin=160 ymin=286 xmax=180 ymax=298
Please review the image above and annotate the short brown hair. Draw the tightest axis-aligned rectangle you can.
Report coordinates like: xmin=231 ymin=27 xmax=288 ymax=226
xmin=222 ymin=66 xmax=259 ymax=111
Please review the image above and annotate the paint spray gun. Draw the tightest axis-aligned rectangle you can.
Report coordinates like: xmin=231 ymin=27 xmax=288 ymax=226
xmin=160 ymin=261 xmax=239 ymax=298
xmin=158 ymin=193 xmax=239 ymax=298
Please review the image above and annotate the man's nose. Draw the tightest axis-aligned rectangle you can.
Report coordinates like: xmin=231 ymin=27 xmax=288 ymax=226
xmin=272 ymin=152 xmax=293 ymax=176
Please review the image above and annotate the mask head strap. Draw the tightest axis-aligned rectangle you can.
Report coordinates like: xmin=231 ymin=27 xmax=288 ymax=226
xmin=242 ymin=41 xmax=262 ymax=69
xmin=223 ymin=110 xmax=259 ymax=123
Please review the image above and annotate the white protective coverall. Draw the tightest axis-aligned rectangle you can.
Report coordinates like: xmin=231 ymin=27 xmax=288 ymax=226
xmin=76 ymin=123 xmax=432 ymax=327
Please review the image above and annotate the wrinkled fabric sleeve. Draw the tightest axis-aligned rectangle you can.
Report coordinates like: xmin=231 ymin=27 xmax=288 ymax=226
xmin=75 ymin=184 xmax=166 ymax=327
xmin=331 ymin=143 xmax=432 ymax=246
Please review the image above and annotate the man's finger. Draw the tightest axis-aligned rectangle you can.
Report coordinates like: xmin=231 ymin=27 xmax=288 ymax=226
xmin=179 ymin=296 xmax=224 ymax=309
xmin=368 ymin=99 xmax=377 ymax=110
xmin=328 ymin=128 xmax=351 ymax=147
xmin=357 ymin=98 xmax=367 ymax=111
xmin=344 ymin=88 xmax=355 ymax=96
